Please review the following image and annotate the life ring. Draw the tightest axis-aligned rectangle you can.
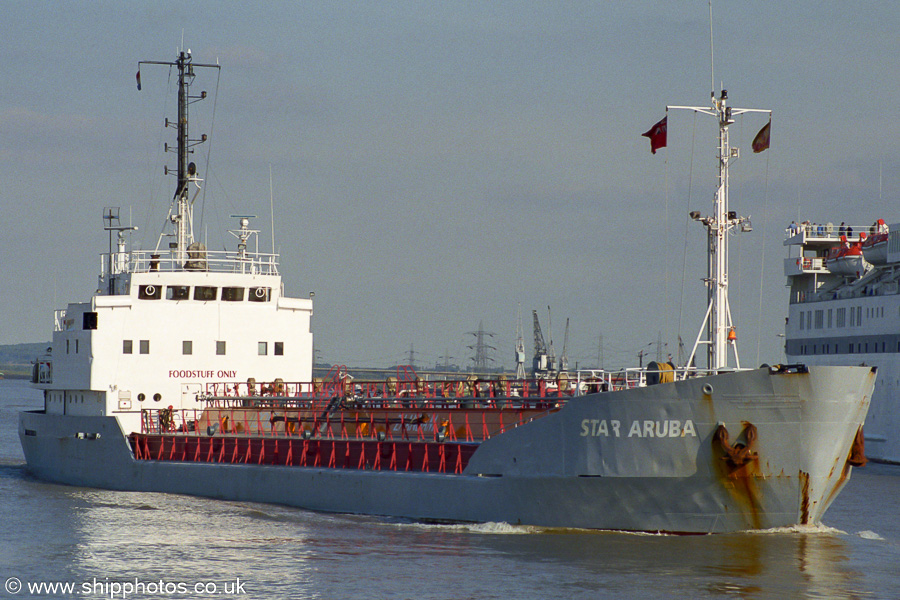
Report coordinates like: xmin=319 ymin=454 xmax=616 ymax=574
xmin=254 ymin=287 xmax=266 ymax=298
xmin=145 ymin=285 xmax=156 ymax=296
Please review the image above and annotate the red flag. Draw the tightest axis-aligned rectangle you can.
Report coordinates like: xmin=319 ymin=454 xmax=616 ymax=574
xmin=752 ymin=120 xmax=771 ymax=153
xmin=642 ymin=116 xmax=667 ymax=154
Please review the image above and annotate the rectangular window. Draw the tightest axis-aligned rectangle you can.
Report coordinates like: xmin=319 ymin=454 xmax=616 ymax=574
xmin=216 ymin=341 xmax=226 ymax=355
xmin=258 ymin=342 xmax=268 ymax=355
xmin=222 ymin=287 xmax=244 ymax=302
xmin=166 ymin=285 xmax=190 ymax=300
xmin=799 ymin=312 xmax=805 ymax=330
xmin=274 ymin=342 xmax=284 ymax=356
xmin=827 ymin=309 xmax=833 ymax=328
xmin=814 ymin=310 xmax=823 ymax=329
xmin=66 ymin=339 xmax=70 ymax=354
xmin=83 ymin=312 xmax=98 ymax=330
xmin=138 ymin=285 xmax=162 ymax=300
xmin=123 ymin=340 xmax=133 ymax=354
xmin=858 ymin=306 xmax=863 ymax=326
xmin=249 ymin=287 xmax=271 ymax=302
xmin=850 ymin=308 xmax=856 ymax=327
xmin=183 ymin=340 xmax=192 ymax=355
xmin=140 ymin=340 xmax=150 ymax=354
xmin=194 ymin=286 xmax=217 ymax=301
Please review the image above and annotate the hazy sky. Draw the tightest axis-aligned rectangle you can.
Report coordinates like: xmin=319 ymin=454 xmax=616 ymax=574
xmin=2 ymin=1 xmax=898 ymax=371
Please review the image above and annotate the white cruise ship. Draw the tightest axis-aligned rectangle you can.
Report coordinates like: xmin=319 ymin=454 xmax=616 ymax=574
xmin=784 ymin=220 xmax=899 ymax=463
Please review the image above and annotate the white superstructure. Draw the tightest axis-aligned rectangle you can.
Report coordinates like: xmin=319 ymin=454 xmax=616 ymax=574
xmin=31 ymin=51 xmax=313 ymax=436
xmin=784 ymin=221 xmax=900 ymax=463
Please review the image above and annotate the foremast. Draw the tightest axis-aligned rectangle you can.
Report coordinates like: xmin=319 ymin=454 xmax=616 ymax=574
xmin=138 ymin=51 xmax=220 ymax=263
xmin=672 ymin=90 xmax=770 ymax=372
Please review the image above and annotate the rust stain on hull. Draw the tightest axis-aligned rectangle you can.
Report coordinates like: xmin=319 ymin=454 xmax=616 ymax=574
xmin=847 ymin=426 xmax=867 ymax=467
xmin=799 ymin=470 xmax=810 ymax=525
xmin=712 ymin=422 xmax=762 ymax=530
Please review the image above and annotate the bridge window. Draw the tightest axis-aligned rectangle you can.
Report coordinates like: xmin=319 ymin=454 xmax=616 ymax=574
xmin=258 ymin=342 xmax=268 ymax=355
xmin=194 ymin=286 xmax=217 ymax=301
xmin=183 ymin=341 xmax=192 ymax=355
xmin=274 ymin=342 xmax=284 ymax=356
xmin=123 ymin=340 xmax=133 ymax=354
xmin=249 ymin=287 xmax=271 ymax=302
xmin=222 ymin=287 xmax=244 ymax=302
xmin=138 ymin=285 xmax=161 ymax=300
xmin=216 ymin=341 xmax=226 ymax=355
xmin=167 ymin=285 xmax=190 ymax=300
xmin=140 ymin=340 xmax=150 ymax=354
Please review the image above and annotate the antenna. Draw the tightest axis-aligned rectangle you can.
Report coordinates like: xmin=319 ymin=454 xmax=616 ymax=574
xmin=140 ymin=51 xmax=220 ymax=262
xmin=269 ymin=164 xmax=276 ymax=254
xmin=708 ymin=0 xmax=715 ymax=99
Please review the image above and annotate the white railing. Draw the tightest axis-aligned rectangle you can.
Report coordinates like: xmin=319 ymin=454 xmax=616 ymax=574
xmin=100 ymin=249 xmax=279 ymax=277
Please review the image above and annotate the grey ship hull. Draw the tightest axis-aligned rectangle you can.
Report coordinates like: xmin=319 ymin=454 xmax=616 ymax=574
xmin=19 ymin=366 xmax=874 ymax=533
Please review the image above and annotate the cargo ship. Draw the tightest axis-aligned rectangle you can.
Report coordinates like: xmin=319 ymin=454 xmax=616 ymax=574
xmin=19 ymin=51 xmax=874 ymax=533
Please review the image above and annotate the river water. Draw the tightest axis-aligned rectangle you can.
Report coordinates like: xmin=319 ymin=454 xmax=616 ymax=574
xmin=2 ymin=378 xmax=899 ymax=599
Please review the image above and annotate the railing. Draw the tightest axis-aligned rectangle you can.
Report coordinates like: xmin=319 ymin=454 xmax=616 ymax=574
xmin=100 ymin=248 xmax=279 ymax=277
xmin=785 ymin=223 xmax=874 ymax=241
xmin=203 ymin=377 xmax=576 ymax=403
xmin=140 ymin=401 xmax=559 ymax=442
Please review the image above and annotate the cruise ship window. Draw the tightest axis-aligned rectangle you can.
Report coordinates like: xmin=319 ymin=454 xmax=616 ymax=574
xmin=194 ymin=286 xmax=217 ymax=301
xmin=827 ymin=309 xmax=832 ymax=328
xmin=258 ymin=342 xmax=268 ymax=355
xmin=123 ymin=340 xmax=133 ymax=354
xmin=274 ymin=342 xmax=284 ymax=356
xmin=138 ymin=285 xmax=162 ymax=300
xmin=216 ymin=341 xmax=226 ymax=355
xmin=167 ymin=285 xmax=190 ymax=301
xmin=140 ymin=340 xmax=150 ymax=354
xmin=222 ymin=287 xmax=244 ymax=301
xmin=183 ymin=341 xmax=192 ymax=355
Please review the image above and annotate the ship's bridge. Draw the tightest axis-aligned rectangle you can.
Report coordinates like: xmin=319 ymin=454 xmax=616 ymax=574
xmin=99 ymin=247 xmax=280 ymax=296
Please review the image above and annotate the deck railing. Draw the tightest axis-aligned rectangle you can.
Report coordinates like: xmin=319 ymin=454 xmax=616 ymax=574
xmin=100 ymin=248 xmax=279 ymax=277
